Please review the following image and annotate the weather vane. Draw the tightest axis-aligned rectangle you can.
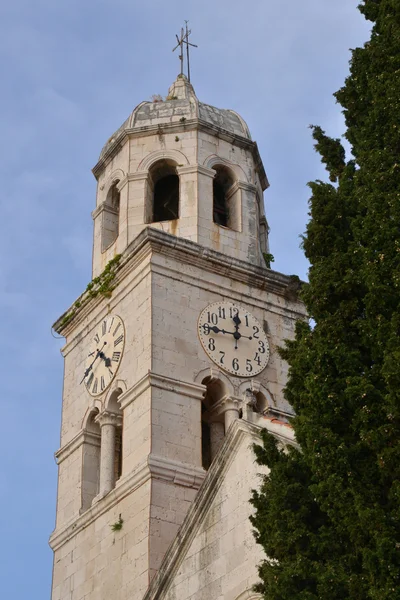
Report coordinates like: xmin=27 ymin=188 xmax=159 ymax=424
xmin=172 ymin=21 xmax=198 ymax=83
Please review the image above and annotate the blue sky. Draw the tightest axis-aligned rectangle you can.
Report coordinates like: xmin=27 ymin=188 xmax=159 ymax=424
xmin=0 ymin=1 xmax=370 ymax=598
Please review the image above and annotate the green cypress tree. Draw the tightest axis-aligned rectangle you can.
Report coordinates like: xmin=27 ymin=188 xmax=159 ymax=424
xmin=251 ymin=2 xmax=400 ymax=598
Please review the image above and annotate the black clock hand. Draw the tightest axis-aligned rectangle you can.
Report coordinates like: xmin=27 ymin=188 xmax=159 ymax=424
xmin=98 ymin=350 xmax=112 ymax=368
xmin=233 ymin=312 xmax=241 ymax=349
xmin=80 ymin=360 xmax=97 ymax=384
xmin=209 ymin=325 xmax=235 ymax=335
xmin=207 ymin=324 xmax=252 ymax=341
xmin=81 ymin=342 xmax=106 ymax=384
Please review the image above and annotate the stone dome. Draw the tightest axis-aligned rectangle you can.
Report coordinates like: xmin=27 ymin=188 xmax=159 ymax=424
xmin=99 ymin=75 xmax=252 ymax=160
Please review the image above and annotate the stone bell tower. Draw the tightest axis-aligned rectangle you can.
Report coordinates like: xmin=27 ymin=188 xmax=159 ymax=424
xmin=91 ymin=74 xmax=270 ymax=278
xmin=49 ymin=74 xmax=305 ymax=600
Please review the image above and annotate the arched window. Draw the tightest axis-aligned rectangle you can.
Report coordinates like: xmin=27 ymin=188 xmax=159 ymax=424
xmin=252 ymin=392 xmax=269 ymax=415
xmin=201 ymin=403 xmax=212 ymax=470
xmin=146 ymin=160 xmax=179 ymax=223
xmin=212 ymin=165 xmax=240 ymax=230
xmin=101 ymin=180 xmax=120 ymax=251
xmin=81 ymin=409 xmax=101 ymax=512
xmin=201 ymin=377 xmax=226 ymax=470
xmin=114 ymin=419 xmax=123 ymax=482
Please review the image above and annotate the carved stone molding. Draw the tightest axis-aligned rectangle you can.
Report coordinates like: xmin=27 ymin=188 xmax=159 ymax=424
xmin=54 ymin=228 xmax=307 ymax=339
xmin=176 ymin=164 xmax=215 ymax=178
xmin=148 ymin=454 xmax=205 ymax=489
xmin=118 ymin=371 xmax=206 ymax=411
xmin=95 ymin=409 xmax=122 ymax=428
xmin=55 ymin=430 xmax=101 ymax=465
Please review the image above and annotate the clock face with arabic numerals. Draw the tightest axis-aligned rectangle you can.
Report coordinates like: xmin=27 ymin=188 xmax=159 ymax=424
xmin=83 ymin=314 xmax=125 ymax=396
xmin=198 ymin=302 xmax=270 ymax=377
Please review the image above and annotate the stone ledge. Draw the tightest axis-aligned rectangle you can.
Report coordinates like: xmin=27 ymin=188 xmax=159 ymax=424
xmin=92 ymin=118 xmax=268 ymax=191
xmin=118 ymin=372 xmax=206 ymax=411
xmin=55 ymin=430 xmax=100 ymax=464
xmin=148 ymin=454 xmax=206 ymax=489
xmin=53 ymin=227 xmax=306 ymax=338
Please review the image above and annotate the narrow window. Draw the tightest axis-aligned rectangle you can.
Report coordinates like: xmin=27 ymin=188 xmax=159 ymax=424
xmin=154 ymin=174 xmax=179 ymax=221
xmin=114 ymin=425 xmax=123 ymax=481
xmin=81 ymin=410 xmax=101 ymax=511
xmin=200 ymin=377 xmax=226 ymax=469
xmin=102 ymin=180 xmax=120 ymax=251
xmin=147 ymin=161 xmax=180 ymax=223
xmin=201 ymin=403 xmax=212 ymax=470
xmin=213 ymin=177 xmax=229 ymax=226
xmin=212 ymin=165 xmax=238 ymax=229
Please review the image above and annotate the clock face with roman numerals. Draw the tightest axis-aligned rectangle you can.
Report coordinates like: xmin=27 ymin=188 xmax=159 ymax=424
xmin=83 ymin=314 xmax=125 ymax=396
xmin=198 ymin=302 xmax=269 ymax=377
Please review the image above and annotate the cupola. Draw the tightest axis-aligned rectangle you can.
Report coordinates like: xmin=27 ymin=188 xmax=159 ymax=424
xmin=91 ymin=75 xmax=270 ymax=277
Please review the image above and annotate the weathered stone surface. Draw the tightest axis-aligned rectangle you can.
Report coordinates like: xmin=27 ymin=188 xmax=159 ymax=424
xmin=50 ymin=76 xmax=304 ymax=600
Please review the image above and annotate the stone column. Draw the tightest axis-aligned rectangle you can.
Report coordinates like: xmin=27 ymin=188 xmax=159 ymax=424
xmin=223 ymin=399 xmax=240 ymax=432
xmin=95 ymin=411 xmax=123 ymax=497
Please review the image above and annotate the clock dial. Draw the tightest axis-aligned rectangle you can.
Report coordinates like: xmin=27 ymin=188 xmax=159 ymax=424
xmin=198 ymin=302 xmax=270 ymax=377
xmin=83 ymin=315 xmax=125 ymax=396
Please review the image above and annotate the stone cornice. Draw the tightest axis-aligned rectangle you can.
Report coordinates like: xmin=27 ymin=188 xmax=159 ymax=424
xmin=137 ymin=228 xmax=304 ymax=301
xmin=55 ymin=430 xmax=100 ymax=464
xmin=150 ymin=372 xmax=206 ymax=400
xmin=127 ymin=171 xmax=149 ymax=182
xmin=54 ymin=228 xmax=306 ymax=340
xmin=148 ymin=454 xmax=205 ymax=489
xmin=92 ymin=120 xmax=268 ymax=190
xmin=52 ymin=241 xmax=153 ymax=340
xmin=176 ymin=164 xmax=215 ymax=178
xmin=118 ymin=371 xmax=206 ymax=411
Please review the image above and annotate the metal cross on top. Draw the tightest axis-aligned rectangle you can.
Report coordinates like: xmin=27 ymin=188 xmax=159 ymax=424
xmin=172 ymin=21 xmax=198 ymax=83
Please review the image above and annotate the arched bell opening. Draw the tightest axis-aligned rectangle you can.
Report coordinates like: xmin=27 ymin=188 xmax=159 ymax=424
xmin=200 ymin=376 xmax=227 ymax=470
xmin=201 ymin=402 xmax=212 ymax=471
xmin=252 ymin=392 xmax=269 ymax=414
xmin=146 ymin=160 xmax=180 ymax=223
xmin=101 ymin=180 xmax=120 ymax=251
xmin=212 ymin=165 xmax=240 ymax=231
xmin=107 ymin=180 xmax=121 ymax=209
xmin=81 ymin=408 xmax=101 ymax=512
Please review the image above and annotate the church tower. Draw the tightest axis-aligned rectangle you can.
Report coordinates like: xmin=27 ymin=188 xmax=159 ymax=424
xmin=50 ymin=73 xmax=306 ymax=600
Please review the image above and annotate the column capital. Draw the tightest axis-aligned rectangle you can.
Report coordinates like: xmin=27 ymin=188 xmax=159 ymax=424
xmin=176 ymin=164 xmax=216 ymax=178
xmin=209 ymin=395 xmax=240 ymax=417
xmin=95 ymin=410 xmax=122 ymax=428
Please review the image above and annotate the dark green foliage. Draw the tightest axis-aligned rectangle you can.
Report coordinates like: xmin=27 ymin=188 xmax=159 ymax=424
xmin=251 ymin=2 xmax=400 ymax=598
